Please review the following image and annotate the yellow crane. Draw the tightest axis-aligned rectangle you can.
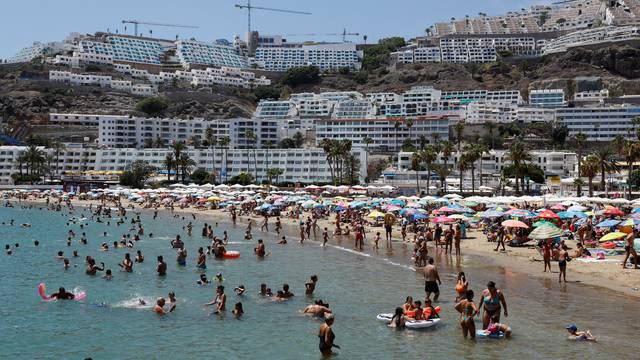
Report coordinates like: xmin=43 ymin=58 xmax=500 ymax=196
xmin=234 ymin=0 xmax=311 ymax=34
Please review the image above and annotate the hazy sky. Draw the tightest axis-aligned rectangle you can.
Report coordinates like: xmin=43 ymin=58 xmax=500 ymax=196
xmin=1 ymin=0 xmax=551 ymax=58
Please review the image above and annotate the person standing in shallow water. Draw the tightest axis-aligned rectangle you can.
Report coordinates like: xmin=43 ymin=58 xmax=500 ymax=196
xmin=423 ymin=257 xmax=441 ymax=302
xmin=318 ymin=313 xmax=339 ymax=356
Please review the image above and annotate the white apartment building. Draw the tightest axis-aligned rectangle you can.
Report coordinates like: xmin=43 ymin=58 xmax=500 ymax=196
xmin=0 ymin=146 xmax=366 ymax=185
xmin=253 ymin=43 xmax=362 ymax=71
xmin=543 ymin=25 xmax=640 ymax=55
xmin=332 ymin=100 xmax=377 ymax=119
xmin=316 ymin=116 xmax=451 ymax=152
xmin=573 ymin=89 xmax=609 ymax=103
xmin=176 ymin=40 xmax=249 ymax=69
xmin=9 ymin=41 xmax=71 ymax=63
xmin=516 ymin=107 xmax=556 ymax=123
xmin=254 ymin=101 xmax=298 ymax=118
xmin=529 ymin=89 xmax=566 ymax=108
xmin=464 ymin=102 xmax=517 ymax=124
xmin=396 ymin=149 xmax=577 ymax=178
xmin=97 ymin=115 xmax=231 ymax=148
xmin=441 ymin=89 xmax=522 ymax=105
xmin=53 ymin=51 xmax=114 ymax=68
xmin=49 ymin=70 xmax=157 ymax=96
xmin=556 ymin=105 xmax=640 ymax=141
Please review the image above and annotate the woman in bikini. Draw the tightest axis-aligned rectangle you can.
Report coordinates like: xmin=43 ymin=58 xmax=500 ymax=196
xmin=480 ymin=281 xmax=508 ymax=329
xmin=455 ymin=289 xmax=478 ymax=339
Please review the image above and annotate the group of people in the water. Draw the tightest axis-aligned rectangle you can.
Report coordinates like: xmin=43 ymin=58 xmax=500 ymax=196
xmin=8 ymin=192 xmax=602 ymax=358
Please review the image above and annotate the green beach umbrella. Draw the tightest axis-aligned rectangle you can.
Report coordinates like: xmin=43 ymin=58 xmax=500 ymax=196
xmin=532 ymin=220 xmax=554 ymax=228
xmin=528 ymin=224 xmax=562 ymax=240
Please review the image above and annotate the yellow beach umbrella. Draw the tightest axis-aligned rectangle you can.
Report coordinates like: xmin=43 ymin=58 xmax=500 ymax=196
xmin=599 ymin=232 xmax=627 ymax=242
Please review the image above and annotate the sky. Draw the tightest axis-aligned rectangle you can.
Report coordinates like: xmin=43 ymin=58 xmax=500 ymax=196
xmin=0 ymin=0 xmax=551 ymax=59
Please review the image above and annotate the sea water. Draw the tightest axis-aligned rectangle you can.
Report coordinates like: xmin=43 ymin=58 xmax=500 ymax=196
xmin=0 ymin=205 xmax=639 ymax=359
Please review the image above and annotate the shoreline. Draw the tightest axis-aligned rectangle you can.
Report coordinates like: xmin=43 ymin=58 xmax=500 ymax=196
xmin=15 ymin=196 xmax=640 ymax=299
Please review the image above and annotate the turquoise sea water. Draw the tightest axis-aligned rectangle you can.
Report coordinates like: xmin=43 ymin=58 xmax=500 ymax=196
xmin=1 ymin=204 xmax=639 ymax=359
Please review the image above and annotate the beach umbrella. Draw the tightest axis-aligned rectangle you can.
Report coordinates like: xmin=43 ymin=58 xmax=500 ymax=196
xmin=537 ymin=210 xmax=560 ymax=220
xmin=532 ymin=220 xmax=554 ymax=228
xmin=412 ymin=213 xmax=428 ymax=221
xmin=464 ymin=201 xmax=479 ymax=207
xmin=557 ymin=211 xmax=587 ymax=219
xmin=529 ymin=224 xmax=562 ymax=240
xmin=506 ymin=209 xmax=536 ymax=218
xmin=599 ymin=232 xmax=627 ymax=242
xmin=595 ymin=219 xmax=621 ymax=228
xmin=383 ymin=204 xmax=402 ymax=212
xmin=567 ymin=205 xmax=588 ymax=212
xmin=550 ymin=204 xmax=566 ymax=211
xmin=604 ymin=207 xmax=625 ymax=216
xmin=368 ymin=210 xmax=386 ymax=218
xmin=501 ymin=220 xmax=529 ymax=229
xmin=449 ymin=214 xmax=468 ymax=220
xmin=621 ymin=218 xmax=640 ymax=226
xmin=432 ymin=215 xmax=454 ymax=223
xmin=480 ymin=210 xmax=504 ymax=218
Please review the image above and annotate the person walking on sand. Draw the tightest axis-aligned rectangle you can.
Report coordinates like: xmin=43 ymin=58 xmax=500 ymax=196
xmin=423 ymin=257 xmax=441 ymax=302
xmin=623 ymin=228 xmax=639 ymax=269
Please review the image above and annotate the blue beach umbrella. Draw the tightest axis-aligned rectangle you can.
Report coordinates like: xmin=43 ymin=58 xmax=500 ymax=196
xmin=595 ymin=219 xmax=621 ymax=228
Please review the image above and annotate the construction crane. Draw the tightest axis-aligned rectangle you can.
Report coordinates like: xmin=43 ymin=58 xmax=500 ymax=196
xmin=286 ymin=28 xmax=360 ymax=42
xmin=121 ymin=20 xmax=199 ymax=37
xmin=234 ymin=0 xmax=311 ymax=34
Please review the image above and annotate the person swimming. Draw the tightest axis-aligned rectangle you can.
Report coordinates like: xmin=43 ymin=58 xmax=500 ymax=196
xmin=197 ymin=274 xmax=210 ymax=285
xmin=234 ymin=285 xmax=246 ymax=296
xmin=232 ymin=302 xmax=244 ymax=318
xmin=566 ymin=324 xmax=596 ymax=341
xmin=154 ymin=298 xmax=175 ymax=315
xmin=50 ymin=287 xmax=75 ymax=300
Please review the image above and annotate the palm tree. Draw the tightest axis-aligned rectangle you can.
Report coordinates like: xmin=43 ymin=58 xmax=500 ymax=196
xmin=623 ymin=141 xmax=640 ymax=199
xmin=430 ymin=132 xmax=441 ymax=146
xmin=411 ymin=152 xmax=422 ymax=194
xmin=484 ymin=122 xmax=497 ymax=149
xmin=163 ymin=153 xmax=174 ymax=182
xmin=457 ymin=153 xmax=470 ymax=195
xmin=44 ymin=154 xmax=55 ymax=182
xmin=205 ymin=127 xmax=217 ymax=183
xmin=476 ymin=142 xmax=489 ymax=187
xmin=218 ymin=136 xmax=230 ymax=183
xmin=573 ymin=132 xmax=587 ymax=181
xmin=464 ymin=144 xmax=482 ymax=194
xmin=53 ymin=142 xmax=66 ymax=177
xmin=504 ymin=141 xmax=531 ymax=195
xmin=363 ymin=137 xmax=373 ymax=183
xmin=580 ymin=155 xmax=599 ymax=197
xmin=320 ymin=139 xmax=336 ymax=184
xmin=593 ymin=147 xmax=620 ymax=194
xmin=421 ymin=146 xmax=437 ymax=195
xmin=394 ymin=120 xmax=401 ymax=151
xmin=454 ymin=122 xmax=465 ymax=152
xmin=440 ymin=140 xmax=454 ymax=193
xmin=171 ymin=141 xmax=186 ymax=182
xmin=405 ymin=118 xmax=414 ymax=147
xmin=574 ymin=178 xmax=585 ymax=197
xmin=432 ymin=164 xmax=451 ymax=194
xmin=612 ymin=134 xmax=626 ymax=156
xmin=177 ymin=154 xmax=196 ymax=183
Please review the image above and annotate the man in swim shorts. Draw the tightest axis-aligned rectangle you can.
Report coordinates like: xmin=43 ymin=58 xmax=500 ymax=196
xmin=424 ymin=257 xmax=441 ymax=302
